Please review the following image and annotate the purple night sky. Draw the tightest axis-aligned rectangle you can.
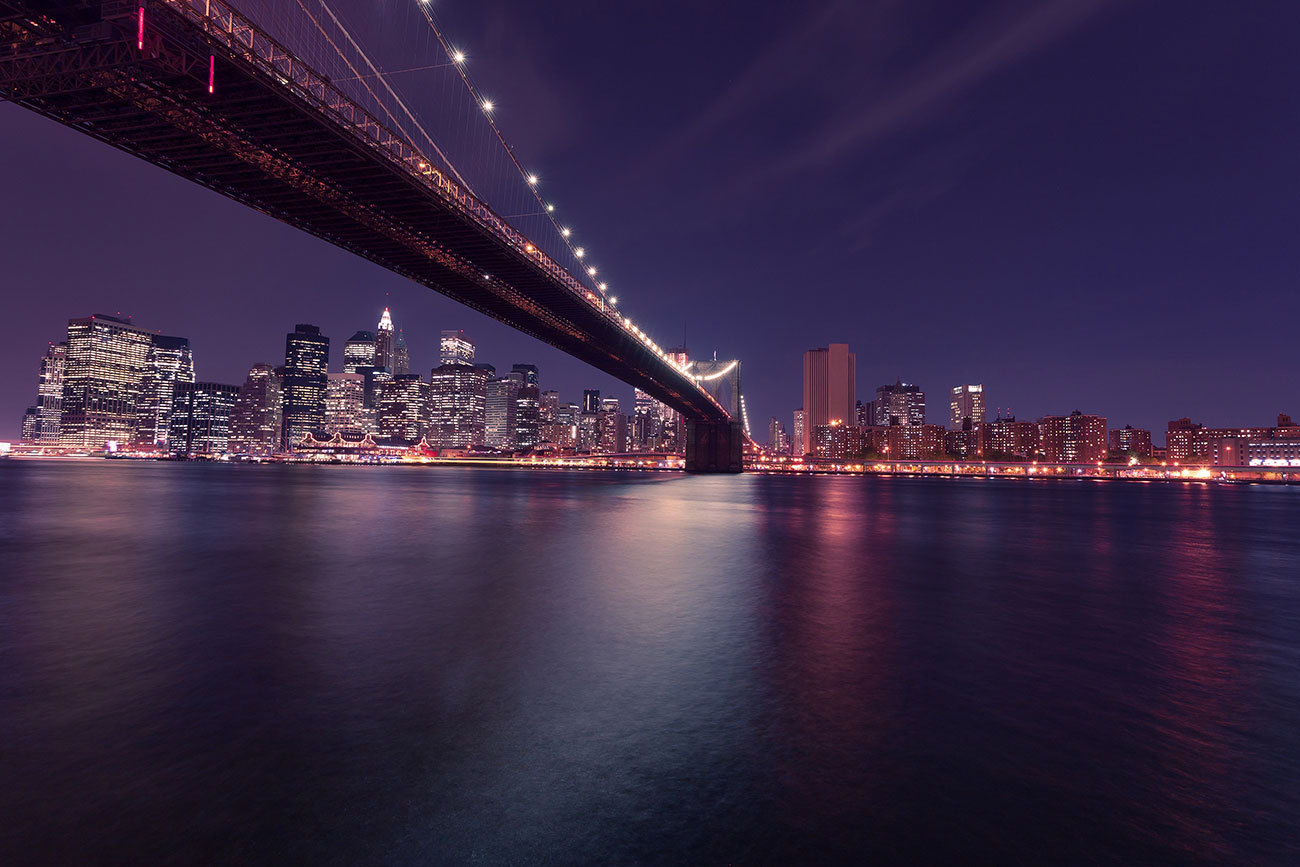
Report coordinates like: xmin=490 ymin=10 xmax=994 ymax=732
xmin=2 ymin=0 xmax=1298 ymax=441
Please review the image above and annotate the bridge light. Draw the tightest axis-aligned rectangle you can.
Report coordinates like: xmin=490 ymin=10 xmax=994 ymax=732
xmin=561 ymin=227 xmax=570 ymax=237
xmin=524 ymin=243 xmax=534 ymax=252
xmin=546 ymin=204 xmax=555 ymax=212
xmin=598 ymin=282 xmax=607 ymax=291
xmin=587 ymin=266 xmax=597 ymax=276
xmin=575 ymin=247 xmax=585 ymax=258
xmin=452 ymin=50 xmax=465 ymax=63
xmin=527 ymin=174 xmax=538 ymax=185
xmin=481 ymin=100 xmax=494 ymax=113
xmin=610 ymin=297 xmax=617 ymax=305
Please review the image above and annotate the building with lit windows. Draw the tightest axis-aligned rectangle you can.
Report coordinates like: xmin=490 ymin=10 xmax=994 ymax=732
xmin=281 ymin=323 xmax=329 ymax=448
xmin=1109 ymin=425 xmax=1153 ymax=457
xmin=393 ymin=329 xmax=411 ymax=376
xmin=1166 ymin=417 xmax=1281 ymax=462
xmin=885 ymin=423 xmax=945 ymax=459
xmin=514 ymin=375 xmax=541 ymax=450
xmin=577 ymin=389 xmax=601 ymax=452
xmin=20 ymin=407 xmax=39 ymax=443
xmin=343 ymin=330 xmax=376 ymax=373
xmin=485 ymin=375 xmax=520 ymax=449
xmin=375 ymin=374 xmax=430 ymax=444
xmin=439 ymin=329 xmax=475 ymax=366
xmin=1039 ymin=411 xmax=1108 ymax=463
xmin=31 ymin=341 xmax=66 ymax=444
xmin=553 ymin=402 xmax=579 ymax=450
xmin=989 ymin=416 xmax=1040 ymax=459
xmin=168 ymin=382 xmax=239 ymax=456
xmin=873 ymin=379 xmax=926 ymax=426
xmin=812 ymin=421 xmax=861 ymax=459
xmin=325 ymin=372 xmax=369 ymax=435
xmin=58 ymin=313 xmax=156 ymax=449
xmin=793 ymin=408 xmax=806 ymax=456
xmin=768 ymin=418 xmax=789 ymax=454
xmin=949 ymin=384 xmax=985 ymax=429
xmin=134 ymin=334 xmax=195 ymax=449
xmin=598 ymin=396 xmax=627 ymax=453
xmin=375 ymin=307 xmax=395 ymax=372
xmin=429 ymin=363 xmax=486 ymax=448
xmin=228 ymin=363 xmax=282 ymax=456
xmin=803 ymin=345 xmax=856 ymax=443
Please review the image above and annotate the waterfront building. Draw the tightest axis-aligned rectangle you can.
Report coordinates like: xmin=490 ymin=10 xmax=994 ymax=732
xmin=1040 ymin=411 xmax=1108 ymax=463
xmin=439 ymin=330 xmax=475 ymax=366
xmin=58 ymin=313 xmax=155 ymax=449
xmin=485 ymin=376 xmax=520 ymax=449
xmin=168 ymin=382 xmax=239 ymax=455
xmin=20 ymin=407 xmax=39 ymax=443
xmin=134 ymin=334 xmax=195 ymax=450
xmin=325 ymin=372 xmax=369 ymax=435
xmin=803 ymin=345 xmax=856 ymax=441
xmin=1221 ymin=436 xmax=1300 ymax=467
xmin=873 ymin=379 xmax=926 ymax=427
xmin=31 ymin=341 xmax=67 ymax=444
xmin=990 ymin=416 xmax=1040 ymax=460
xmin=793 ymin=408 xmax=806 ymax=456
xmin=812 ymin=421 xmax=862 ymax=460
xmin=429 ymin=363 xmax=487 ymax=448
xmin=343 ymin=330 xmax=376 ymax=373
xmin=885 ymin=423 xmax=946 ymax=459
xmin=950 ymin=384 xmax=986 ymax=429
xmin=1109 ymin=425 xmax=1153 ymax=457
xmin=1166 ymin=417 xmax=1282 ymax=462
xmin=375 ymin=308 xmax=395 ymax=372
xmin=281 ymin=324 xmax=329 ymax=448
xmin=598 ymin=396 xmax=627 ymax=453
xmin=228 ymin=363 xmax=282 ymax=456
xmin=375 ymin=374 xmax=430 ymax=444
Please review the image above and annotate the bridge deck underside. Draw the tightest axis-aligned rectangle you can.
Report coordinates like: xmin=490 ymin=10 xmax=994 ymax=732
xmin=0 ymin=0 xmax=727 ymax=422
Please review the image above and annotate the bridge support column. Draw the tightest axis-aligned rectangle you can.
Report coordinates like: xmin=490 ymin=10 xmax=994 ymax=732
xmin=684 ymin=420 xmax=744 ymax=473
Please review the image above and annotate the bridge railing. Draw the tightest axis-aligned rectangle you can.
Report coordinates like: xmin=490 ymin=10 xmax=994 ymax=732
xmin=150 ymin=0 xmax=725 ymax=417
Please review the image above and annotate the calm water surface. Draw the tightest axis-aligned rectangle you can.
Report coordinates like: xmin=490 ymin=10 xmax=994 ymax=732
xmin=2 ymin=460 xmax=1299 ymax=864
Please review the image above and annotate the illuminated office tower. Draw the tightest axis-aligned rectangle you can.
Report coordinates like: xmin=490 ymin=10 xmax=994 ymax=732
xmin=1039 ymin=411 xmax=1108 ymax=463
xmin=598 ymin=396 xmax=627 ymax=453
xmin=281 ymin=323 xmax=329 ymax=448
xmin=325 ymin=372 xmax=368 ymax=435
xmin=58 ymin=313 xmax=155 ymax=449
xmin=429 ymin=362 xmax=487 ymax=447
xmin=578 ymin=389 xmax=601 ymax=451
xmin=631 ymin=389 xmax=658 ymax=451
xmin=950 ymin=384 xmax=986 ymax=429
xmin=554 ymin=403 xmax=579 ymax=449
xmin=440 ymin=330 xmax=475 ymax=366
xmin=21 ymin=407 xmax=39 ymax=443
xmin=168 ymin=382 xmax=239 ymax=456
xmin=134 ymin=334 xmax=195 ymax=449
xmin=803 ymin=344 xmax=856 ymax=439
xmin=375 ymin=374 xmax=430 ymax=443
xmin=228 ymin=363 xmax=282 ymax=456
xmin=343 ymin=330 xmax=377 ymax=373
xmin=873 ymin=379 xmax=926 ymax=426
xmin=394 ymin=329 xmax=411 ymax=376
xmin=485 ymin=376 xmax=520 ymax=449
xmin=793 ymin=408 xmax=806 ymax=456
xmin=540 ymin=390 xmax=561 ymax=443
xmin=375 ymin=307 xmax=395 ymax=372
xmin=34 ymin=341 xmax=66 ymax=443
xmin=769 ymin=417 xmax=789 ymax=454
xmin=510 ymin=365 xmax=540 ymax=449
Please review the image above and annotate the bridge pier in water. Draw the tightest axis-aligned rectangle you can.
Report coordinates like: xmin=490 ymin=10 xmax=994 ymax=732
xmin=684 ymin=421 xmax=745 ymax=473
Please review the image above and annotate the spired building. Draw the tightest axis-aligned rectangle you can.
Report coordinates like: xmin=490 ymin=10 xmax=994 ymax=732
xmin=59 ymin=313 xmax=155 ymax=449
xmin=375 ymin=307 xmax=395 ymax=372
xmin=228 ymin=363 xmax=282 ymax=456
xmin=803 ymin=344 xmax=856 ymax=450
xmin=950 ymin=384 xmax=985 ymax=429
xmin=343 ymin=330 xmax=377 ymax=373
xmin=168 ymin=382 xmax=240 ymax=456
xmin=281 ymin=324 xmax=329 ymax=448
xmin=134 ymin=334 xmax=195 ymax=450
xmin=429 ymin=362 xmax=487 ymax=447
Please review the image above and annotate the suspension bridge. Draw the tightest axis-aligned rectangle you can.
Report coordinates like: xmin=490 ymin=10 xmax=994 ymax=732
xmin=0 ymin=0 xmax=744 ymax=470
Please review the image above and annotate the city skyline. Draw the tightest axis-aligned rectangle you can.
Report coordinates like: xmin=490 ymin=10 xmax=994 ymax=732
xmin=3 ymin=1 xmax=1299 ymax=440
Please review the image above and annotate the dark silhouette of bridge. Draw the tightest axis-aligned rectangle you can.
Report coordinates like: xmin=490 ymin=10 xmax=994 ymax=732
xmin=0 ymin=0 xmax=743 ymax=470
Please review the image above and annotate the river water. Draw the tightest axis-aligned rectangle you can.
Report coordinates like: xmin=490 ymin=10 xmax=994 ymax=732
xmin=2 ymin=460 xmax=1299 ymax=864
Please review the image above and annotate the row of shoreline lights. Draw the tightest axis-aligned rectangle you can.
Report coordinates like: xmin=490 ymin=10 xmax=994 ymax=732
xmin=407 ymin=0 xmax=703 ymax=384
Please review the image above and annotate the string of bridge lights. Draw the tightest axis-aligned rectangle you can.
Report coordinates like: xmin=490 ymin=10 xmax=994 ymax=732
xmin=407 ymin=0 xmax=693 ymax=377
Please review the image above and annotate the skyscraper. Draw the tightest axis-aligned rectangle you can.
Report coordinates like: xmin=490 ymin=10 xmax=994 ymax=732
xmin=598 ymin=396 xmax=627 ymax=453
xmin=393 ymin=329 xmax=411 ymax=376
xmin=375 ymin=307 xmax=395 ymax=372
xmin=325 ymin=372 xmax=369 ymax=435
xmin=440 ymin=330 xmax=475 ymax=366
xmin=873 ymin=380 xmax=926 ymax=426
xmin=793 ymin=408 xmax=806 ymax=456
xmin=429 ymin=362 xmax=487 ymax=448
xmin=34 ymin=341 xmax=66 ymax=444
xmin=950 ymin=384 xmax=986 ymax=429
xmin=281 ymin=324 xmax=329 ymax=448
xmin=59 ymin=313 xmax=155 ymax=449
xmin=768 ymin=417 xmax=789 ymax=454
xmin=803 ymin=344 xmax=856 ymax=437
xmin=375 ymin=374 xmax=430 ymax=443
xmin=485 ymin=376 xmax=520 ymax=449
xmin=168 ymin=382 xmax=240 ymax=456
xmin=134 ymin=334 xmax=194 ymax=449
xmin=343 ymin=330 xmax=377 ymax=373
xmin=228 ymin=363 xmax=282 ymax=456
xmin=578 ymin=389 xmax=601 ymax=452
